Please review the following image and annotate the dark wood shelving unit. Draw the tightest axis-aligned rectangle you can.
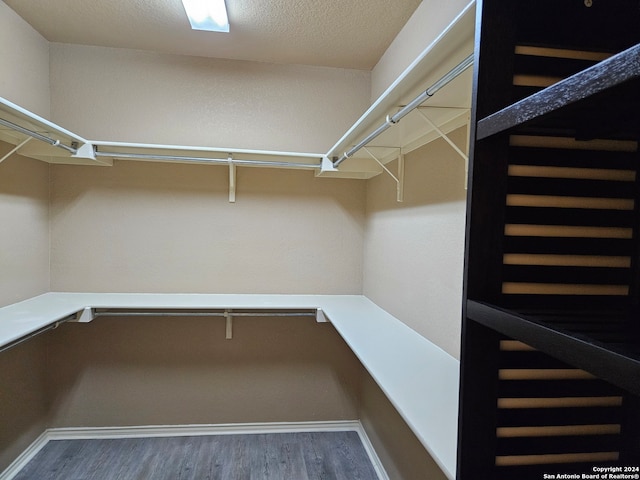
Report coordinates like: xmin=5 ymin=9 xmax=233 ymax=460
xmin=477 ymin=44 xmax=640 ymax=141
xmin=458 ymin=1 xmax=640 ymax=478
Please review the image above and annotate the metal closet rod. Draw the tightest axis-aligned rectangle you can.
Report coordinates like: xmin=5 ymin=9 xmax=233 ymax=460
xmin=0 ymin=117 xmax=78 ymax=155
xmin=332 ymin=53 xmax=474 ymax=168
xmin=93 ymin=310 xmax=317 ymax=318
xmin=0 ymin=315 xmax=74 ymax=354
xmin=94 ymin=150 xmax=322 ymax=170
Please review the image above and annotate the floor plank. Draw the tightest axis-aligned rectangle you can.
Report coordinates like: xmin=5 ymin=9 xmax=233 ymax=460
xmin=13 ymin=431 xmax=379 ymax=480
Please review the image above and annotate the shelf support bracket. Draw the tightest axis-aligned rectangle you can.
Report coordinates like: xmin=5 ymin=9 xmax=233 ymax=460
xmin=0 ymin=137 xmax=32 ymax=164
xmin=363 ymin=147 xmax=404 ymax=202
xmin=224 ymin=309 xmax=233 ymax=339
xmin=228 ymin=155 xmax=236 ymax=203
xmin=70 ymin=307 xmax=95 ymax=323
xmin=415 ymin=109 xmax=470 ymax=190
xmin=315 ymin=308 xmax=329 ymax=323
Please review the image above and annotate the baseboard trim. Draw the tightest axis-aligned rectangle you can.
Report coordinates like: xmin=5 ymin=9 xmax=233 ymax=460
xmin=1 ymin=421 xmax=389 ymax=480
xmin=0 ymin=432 xmax=49 ymax=480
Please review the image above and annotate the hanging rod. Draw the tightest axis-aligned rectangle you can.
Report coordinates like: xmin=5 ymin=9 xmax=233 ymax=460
xmin=94 ymin=150 xmax=322 ymax=170
xmin=0 ymin=315 xmax=74 ymax=354
xmin=332 ymin=53 xmax=474 ymax=168
xmin=93 ymin=310 xmax=318 ymax=318
xmin=0 ymin=117 xmax=78 ymax=155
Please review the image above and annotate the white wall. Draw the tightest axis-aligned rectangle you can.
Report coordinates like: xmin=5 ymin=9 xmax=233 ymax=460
xmin=363 ymin=128 xmax=467 ymax=358
xmin=0 ymin=1 xmax=50 ymax=117
xmin=49 ymin=44 xmax=371 ymax=153
xmin=370 ymin=0 xmax=472 ymax=101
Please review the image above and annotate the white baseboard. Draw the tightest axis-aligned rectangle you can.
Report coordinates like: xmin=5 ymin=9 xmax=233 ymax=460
xmin=1 ymin=421 xmax=389 ymax=480
xmin=0 ymin=432 xmax=49 ymax=480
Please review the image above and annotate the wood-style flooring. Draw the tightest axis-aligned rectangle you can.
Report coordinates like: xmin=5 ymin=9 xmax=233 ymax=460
xmin=13 ymin=430 xmax=380 ymax=480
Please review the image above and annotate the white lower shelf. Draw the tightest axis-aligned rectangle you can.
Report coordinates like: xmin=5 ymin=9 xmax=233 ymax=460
xmin=0 ymin=292 xmax=460 ymax=479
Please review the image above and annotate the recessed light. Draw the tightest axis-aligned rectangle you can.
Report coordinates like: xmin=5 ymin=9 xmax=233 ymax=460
xmin=181 ymin=0 xmax=229 ymax=32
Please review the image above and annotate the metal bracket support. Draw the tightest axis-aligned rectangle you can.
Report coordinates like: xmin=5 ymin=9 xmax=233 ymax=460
xmin=363 ymin=147 xmax=404 ymax=202
xmin=415 ymin=108 xmax=470 ymax=190
xmin=0 ymin=137 xmax=32 ymax=164
xmin=224 ymin=310 xmax=233 ymax=339
xmin=71 ymin=307 xmax=96 ymax=323
xmin=228 ymin=155 xmax=236 ymax=203
xmin=315 ymin=308 xmax=329 ymax=323
xmin=71 ymin=142 xmax=97 ymax=160
xmin=320 ymin=156 xmax=339 ymax=173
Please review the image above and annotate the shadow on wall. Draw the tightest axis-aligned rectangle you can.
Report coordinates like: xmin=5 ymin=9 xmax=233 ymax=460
xmin=44 ymin=316 xmax=364 ymax=428
xmin=0 ymin=336 xmax=49 ymax=472
xmin=48 ymin=161 xmax=365 ymax=294
xmin=366 ymin=126 xmax=468 ymax=212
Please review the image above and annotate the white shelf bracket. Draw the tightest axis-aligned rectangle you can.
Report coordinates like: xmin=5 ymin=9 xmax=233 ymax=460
xmin=320 ymin=156 xmax=339 ymax=172
xmin=315 ymin=308 xmax=329 ymax=323
xmin=415 ymin=108 xmax=469 ymax=164
xmin=416 ymin=108 xmax=471 ymax=190
xmin=71 ymin=307 xmax=95 ymax=323
xmin=71 ymin=142 xmax=97 ymax=160
xmin=228 ymin=155 xmax=236 ymax=203
xmin=0 ymin=137 xmax=32 ymax=164
xmin=224 ymin=310 xmax=233 ymax=339
xmin=363 ymin=146 xmax=404 ymax=202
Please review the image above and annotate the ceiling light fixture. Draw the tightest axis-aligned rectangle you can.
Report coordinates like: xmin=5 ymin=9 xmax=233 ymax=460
xmin=181 ymin=0 xmax=229 ymax=32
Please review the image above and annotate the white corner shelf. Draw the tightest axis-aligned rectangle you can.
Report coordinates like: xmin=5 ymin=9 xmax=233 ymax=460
xmin=0 ymin=292 xmax=460 ymax=479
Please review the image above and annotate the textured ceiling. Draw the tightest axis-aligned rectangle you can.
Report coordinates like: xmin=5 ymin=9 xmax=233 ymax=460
xmin=4 ymin=0 xmax=422 ymax=70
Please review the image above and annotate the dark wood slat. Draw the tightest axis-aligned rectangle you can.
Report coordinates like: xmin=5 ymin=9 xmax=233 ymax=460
xmin=502 ymin=264 xmax=632 ymax=285
xmin=495 ymin=462 xmax=620 ymax=480
xmin=496 ymin=434 xmax=621 ymax=456
xmin=477 ymin=44 xmax=640 ymax=140
xmin=499 ymin=350 xmax=574 ymax=369
xmin=498 ymin=294 xmax=630 ymax=312
xmin=621 ymin=394 xmax=640 ymax=462
xmin=498 ymin=379 xmax=623 ymax=398
xmin=504 ymin=206 xmax=636 ymax=228
xmin=457 ymin=318 xmax=504 ymax=480
xmin=507 ymin=176 xmax=637 ymax=199
xmin=514 ymin=0 xmax=640 ymax=52
xmin=497 ymin=407 xmax=623 ymax=428
xmin=513 ymin=55 xmax=600 ymax=80
xmin=508 ymin=147 xmax=639 ymax=170
xmin=467 ymin=302 xmax=640 ymax=396
xmin=503 ymin=237 xmax=634 ymax=256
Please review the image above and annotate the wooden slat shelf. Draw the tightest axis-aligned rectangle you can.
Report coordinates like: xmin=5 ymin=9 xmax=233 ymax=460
xmin=466 ymin=300 xmax=640 ymax=397
xmin=476 ymin=43 xmax=640 ymax=141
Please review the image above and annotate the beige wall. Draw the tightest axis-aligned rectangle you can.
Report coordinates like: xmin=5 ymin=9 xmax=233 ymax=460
xmin=0 ymin=151 xmax=50 ymax=472
xmin=0 ymin=3 xmax=469 ymax=477
xmin=360 ymin=374 xmax=447 ymax=480
xmin=0 ymin=1 xmax=50 ymax=117
xmin=370 ymin=0 xmax=472 ymax=101
xmin=0 ymin=336 xmax=50 ymax=472
xmin=49 ymin=161 xmax=364 ymax=294
xmin=46 ymin=316 xmax=363 ymax=428
xmin=363 ymin=128 xmax=467 ymax=358
xmin=0 ymin=152 xmax=50 ymax=307
xmin=49 ymin=43 xmax=371 ymax=153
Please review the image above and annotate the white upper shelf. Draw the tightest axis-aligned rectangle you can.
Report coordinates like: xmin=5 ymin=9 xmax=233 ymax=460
xmin=0 ymin=2 xmax=475 ymax=179
xmin=0 ymin=97 xmax=109 ymax=166
xmin=320 ymin=1 xmax=475 ymax=178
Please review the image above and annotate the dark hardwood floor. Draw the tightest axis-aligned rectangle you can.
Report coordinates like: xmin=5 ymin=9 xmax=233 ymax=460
xmin=13 ymin=430 xmax=380 ymax=480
